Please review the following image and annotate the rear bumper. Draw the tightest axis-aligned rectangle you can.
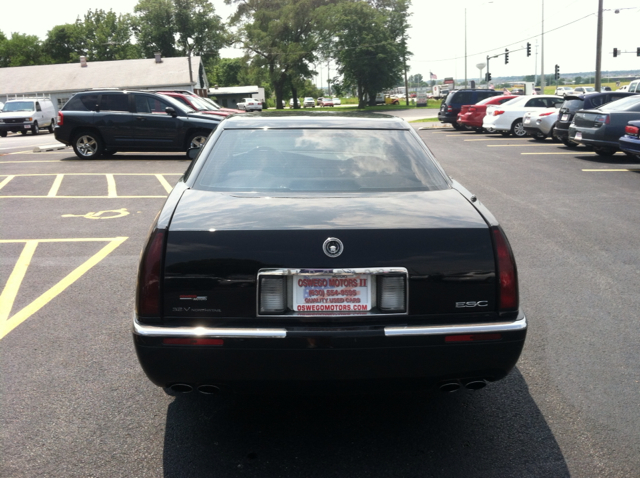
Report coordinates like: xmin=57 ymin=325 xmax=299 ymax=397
xmin=619 ymin=136 xmax=640 ymax=155
xmin=133 ymin=311 xmax=527 ymax=390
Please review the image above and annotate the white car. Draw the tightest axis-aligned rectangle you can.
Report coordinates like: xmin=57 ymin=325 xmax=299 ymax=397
xmin=332 ymin=97 xmax=341 ymax=106
xmin=483 ymin=95 xmax=563 ymax=137
xmin=302 ymin=97 xmax=315 ymax=108
xmin=555 ymin=87 xmax=574 ymax=96
xmin=237 ymin=97 xmax=262 ymax=112
xmin=522 ymin=109 xmax=560 ymax=140
xmin=573 ymin=87 xmax=595 ymax=95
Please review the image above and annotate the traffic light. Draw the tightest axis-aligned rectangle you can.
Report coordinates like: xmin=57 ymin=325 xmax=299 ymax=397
xmin=485 ymin=72 xmax=492 ymax=82
xmin=554 ymin=64 xmax=560 ymax=80
xmin=613 ymin=48 xmax=618 ymax=57
xmin=527 ymin=42 xmax=531 ymax=57
xmin=505 ymin=49 xmax=509 ymax=64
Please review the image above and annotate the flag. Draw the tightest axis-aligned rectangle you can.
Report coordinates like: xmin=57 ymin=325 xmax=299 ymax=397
xmin=430 ymin=72 xmax=437 ymax=80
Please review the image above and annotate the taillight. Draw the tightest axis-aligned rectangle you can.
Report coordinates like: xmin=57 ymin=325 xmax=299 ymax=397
xmin=491 ymin=226 xmax=518 ymax=312
xmin=625 ymin=125 xmax=640 ymax=136
xmin=57 ymin=111 xmax=64 ymax=126
xmin=494 ymin=110 xmax=504 ymax=116
xmin=377 ymin=275 xmax=406 ymax=312
xmin=469 ymin=107 xmax=477 ymax=112
xmin=594 ymin=114 xmax=610 ymax=125
xmin=136 ymin=229 xmax=165 ymax=317
xmin=447 ymin=106 xmax=453 ymax=112
xmin=539 ymin=111 xmax=554 ymax=117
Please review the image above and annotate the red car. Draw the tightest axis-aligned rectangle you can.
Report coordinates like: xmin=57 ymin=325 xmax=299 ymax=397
xmin=457 ymin=95 xmax=517 ymax=131
xmin=320 ymin=98 xmax=334 ymax=107
xmin=157 ymin=91 xmax=243 ymax=117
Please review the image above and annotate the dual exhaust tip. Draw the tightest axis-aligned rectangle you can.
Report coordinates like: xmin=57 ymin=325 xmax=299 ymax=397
xmin=439 ymin=379 xmax=487 ymax=393
xmin=167 ymin=383 xmax=222 ymax=395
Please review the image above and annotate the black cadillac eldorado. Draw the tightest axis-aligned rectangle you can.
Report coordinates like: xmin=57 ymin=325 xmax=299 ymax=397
xmin=133 ymin=112 xmax=527 ymax=395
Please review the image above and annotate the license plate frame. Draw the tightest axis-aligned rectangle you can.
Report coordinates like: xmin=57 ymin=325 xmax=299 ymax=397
xmin=575 ymin=131 xmax=583 ymax=140
xmin=293 ymin=273 xmax=372 ymax=313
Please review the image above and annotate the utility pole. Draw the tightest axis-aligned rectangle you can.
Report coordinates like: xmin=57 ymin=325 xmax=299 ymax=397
xmin=595 ymin=0 xmax=603 ymax=91
xmin=540 ymin=0 xmax=545 ymax=90
xmin=464 ymin=8 xmax=468 ymax=88
xmin=534 ymin=39 xmax=539 ymax=86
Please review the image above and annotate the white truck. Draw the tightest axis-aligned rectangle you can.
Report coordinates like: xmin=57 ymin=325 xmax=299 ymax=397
xmin=432 ymin=85 xmax=451 ymax=100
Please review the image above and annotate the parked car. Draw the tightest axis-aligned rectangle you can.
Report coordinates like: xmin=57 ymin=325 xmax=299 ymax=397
xmin=158 ymin=91 xmax=234 ymax=118
xmin=332 ymin=97 xmax=341 ymax=106
xmin=438 ymin=89 xmax=501 ymax=130
xmin=627 ymin=79 xmax=640 ymax=93
xmin=237 ymin=97 xmax=262 ymax=112
xmin=133 ymin=112 xmax=526 ymax=396
xmin=553 ymin=92 xmax=637 ymax=146
xmin=0 ymin=97 xmax=57 ymax=136
xmin=303 ymin=97 xmax=315 ymax=108
xmin=317 ymin=97 xmax=325 ymax=106
xmin=320 ymin=98 xmax=334 ymax=107
xmin=555 ymin=87 xmax=574 ymax=96
xmin=289 ymin=98 xmax=303 ymax=108
xmin=569 ymin=95 xmax=640 ymax=155
xmin=54 ymin=90 xmax=221 ymax=159
xmin=457 ymin=95 xmax=517 ymax=132
xmin=483 ymin=95 xmax=563 ymax=137
xmin=522 ymin=109 xmax=560 ymax=140
xmin=573 ymin=87 xmax=595 ymax=95
xmin=618 ymin=120 xmax=640 ymax=159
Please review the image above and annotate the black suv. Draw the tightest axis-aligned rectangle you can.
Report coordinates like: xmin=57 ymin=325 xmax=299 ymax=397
xmin=55 ymin=90 xmax=222 ymax=159
xmin=554 ymin=92 xmax=637 ymax=146
xmin=438 ymin=89 xmax=501 ymax=130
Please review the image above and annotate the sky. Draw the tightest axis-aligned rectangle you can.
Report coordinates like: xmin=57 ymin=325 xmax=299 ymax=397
xmin=1 ymin=0 xmax=639 ymax=86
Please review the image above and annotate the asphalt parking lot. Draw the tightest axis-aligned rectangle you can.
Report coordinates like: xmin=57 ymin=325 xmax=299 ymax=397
xmin=1 ymin=126 xmax=639 ymax=477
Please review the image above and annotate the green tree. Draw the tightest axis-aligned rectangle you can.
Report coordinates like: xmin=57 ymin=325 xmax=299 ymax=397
xmin=331 ymin=1 xmax=406 ymax=108
xmin=81 ymin=9 xmax=140 ymax=61
xmin=574 ymin=76 xmax=583 ymax=84
xmin=43 ymin=23 xmax=85 ymax=63
xmin=0 ymin=32 xmax=46 ymax=67
xmin=134 ymin=0 xmax=179 ymax=57
xmin=208 ymin=57 xmax=245 ymax=86
xmin=227 ymin=0 xmax=332 ymax=109
xmin=174 ymin=0 xmax=228 ymax=61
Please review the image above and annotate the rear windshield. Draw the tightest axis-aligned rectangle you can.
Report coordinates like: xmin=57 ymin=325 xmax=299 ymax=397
xmin=2 ymin=101 xmax=35 ymax=112
xmin=599 ymin=96 xmax=640 ymax=112
xmin=562 ymin=99 xmax=584 ymax=112
xmin=194 ymin=129 xmax=449 ymax=193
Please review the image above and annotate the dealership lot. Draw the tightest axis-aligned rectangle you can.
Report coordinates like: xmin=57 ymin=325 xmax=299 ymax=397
xmin=1 ymin=129 xmax=639 ymax=477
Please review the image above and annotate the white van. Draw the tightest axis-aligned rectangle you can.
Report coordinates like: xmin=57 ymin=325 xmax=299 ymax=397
xmin=0 ymin=98 xmax=57 ymax=137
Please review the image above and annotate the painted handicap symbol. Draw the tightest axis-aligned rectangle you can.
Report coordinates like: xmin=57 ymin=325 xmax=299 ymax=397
xmin=62 ymin=208 xmax=130 ymax=219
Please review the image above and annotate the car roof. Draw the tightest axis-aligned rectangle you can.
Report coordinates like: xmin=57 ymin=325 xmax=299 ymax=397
xmin=219 ymin=112 xmax=410 ymax=130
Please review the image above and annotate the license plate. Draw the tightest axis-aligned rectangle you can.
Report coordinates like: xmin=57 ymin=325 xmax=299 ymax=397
xmin=293 ymin=274 xmax=371 ymax=313
xmin=562 ymin=114 xmax=569 ymax=121
xmin=24 ymin=124 xmax=31 ymax=129
xmin=575 ymin=131 xmax=582 ymax=140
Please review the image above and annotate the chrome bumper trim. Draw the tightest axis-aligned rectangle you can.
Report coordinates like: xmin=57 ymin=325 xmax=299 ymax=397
xmin=133 ymin=318 xmax=287 ymax=339
xmin=384 ymin=314 xmax=527 ymax=337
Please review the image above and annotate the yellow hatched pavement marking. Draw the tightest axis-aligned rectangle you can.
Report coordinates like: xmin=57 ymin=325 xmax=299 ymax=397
xmin=0 ymin=237 xmax=128 ymax=340
xmin=0 ymin=173 xmax=181 ymax=198
xmin=0 ymin=175 xmax=15 ymax=191
xmin=106 ymin=174 xmax=117 ymax=197
xmin=155 ymin=174 xmax=174 ymax=193
xmin=47 ymin=174 xmax=64 ymax=197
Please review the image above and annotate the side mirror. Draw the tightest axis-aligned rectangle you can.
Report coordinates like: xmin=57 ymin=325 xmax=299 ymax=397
xmin=165 ymin=106 xmax=177 ymax=117
xmin=187 ymin=147 xmax=200 ymax=160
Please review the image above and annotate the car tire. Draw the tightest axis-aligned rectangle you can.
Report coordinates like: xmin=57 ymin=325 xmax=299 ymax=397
xmin=72 ymin=130 xmax=104 ymax=159
xmin=511 ymin=119 xmax=527 ymax=137
xmin=32 ymin=122 xmax=39 ymax=135
xmin=0 ymin=131 xmax=6 ymax=137
xmin=593 ymin=147 xmax=616 ymax=157
xmin=48 ymin=119 xmax=55 ymax=133
xmin=186 ymin=131 xmax=208 ymax=152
